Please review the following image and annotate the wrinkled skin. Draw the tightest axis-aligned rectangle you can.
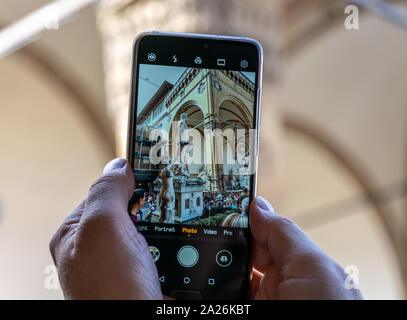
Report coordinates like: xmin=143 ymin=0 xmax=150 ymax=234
xmin=49 ymin=158 xmax=162 ymax=299
xmin=50 ymin=158 xmax=363 ymax=300
xmin=249 ymin=197 xmax=363 ymax=300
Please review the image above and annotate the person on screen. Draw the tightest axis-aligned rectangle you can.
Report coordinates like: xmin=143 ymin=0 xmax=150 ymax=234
xmin=129 ymin=188 xmax=145 ymax=222
xmin=49 ymin=158 xmax=363 ymax=300
xmin=241 ymin=187 xmax=249 ymax=199
xmin=221 ymin=213 xmax=249 ymax=228
xmin=241 ymin=197 xmax=249 ymax=216
xmin=144 ymin=206 xmax=154 ymax=223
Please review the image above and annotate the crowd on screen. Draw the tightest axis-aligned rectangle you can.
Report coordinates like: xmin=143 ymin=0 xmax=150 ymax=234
xmin=129 ymin=186 xmax=250 ymax=223
xmin=203 ymin=187 xmax=249 ymax=214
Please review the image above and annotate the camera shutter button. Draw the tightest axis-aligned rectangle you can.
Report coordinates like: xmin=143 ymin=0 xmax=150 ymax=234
xmin=177 ymin=245 xmax=199 ymax=267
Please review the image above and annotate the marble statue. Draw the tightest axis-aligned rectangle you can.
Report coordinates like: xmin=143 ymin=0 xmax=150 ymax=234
xmin=190 ymin=193 xmax=196 ymax=212
xmin=157 ymin=166 xmax=175 ymax=223
xmin=171 ymin=112 xmax=190 ymax=176
xmin=198 ymin=166 xmax=210 ymax=188
xmin=179 ymin=113 xmax=189 ymax=144
xmin=231 ymin=175 xmax=237 ymax=190
xmin=239 ymin=173 xmax=250 ymax=189
xmin=171 ymin=161 xmax=190 ymax=178
xmin=153 ymin=175 xmax=162 ymax=189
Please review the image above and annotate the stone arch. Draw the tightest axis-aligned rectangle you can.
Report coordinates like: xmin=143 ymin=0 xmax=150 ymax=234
xmin=214 ymin=96 xmax=254 ymax=181
xmin=169 ymin=100 xmax=206 ymax=131
xmin=217 ymin=96 xmax=253 ymax=130
xmin=168 ymin=101 xmax=206 ymax=176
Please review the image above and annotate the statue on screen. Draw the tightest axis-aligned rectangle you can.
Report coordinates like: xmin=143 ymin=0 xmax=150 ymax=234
xmin=157 ymin=166 xmax=175 ymax=223
xmin=239 ymin=171 xmax=250 ymax=189
xmin=171 ymin=113 xmax=191 ymax=178
xmin=153 ymin=175 xmax=162 ymax=189
xmin=171 ymin=159 xmax=190 ymax=178
xmin=190 ymin=193 xmax=197 ymax=213
xmin=179 ymin=113 xmax=189 ymax=144
xmin=198 ymin=166 xmax=210 ymax=188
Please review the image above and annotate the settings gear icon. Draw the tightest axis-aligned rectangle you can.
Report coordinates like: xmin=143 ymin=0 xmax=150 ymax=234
xmin=240 ymin=60 xmax=248 ymax=68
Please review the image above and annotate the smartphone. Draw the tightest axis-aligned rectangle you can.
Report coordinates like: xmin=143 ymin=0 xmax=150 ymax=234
xmin=127 ymin=31 xmax=263 ymax=299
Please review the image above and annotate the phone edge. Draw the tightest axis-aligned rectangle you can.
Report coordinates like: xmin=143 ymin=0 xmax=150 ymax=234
xmin=126 ymin=31 xmax=264 ymax=300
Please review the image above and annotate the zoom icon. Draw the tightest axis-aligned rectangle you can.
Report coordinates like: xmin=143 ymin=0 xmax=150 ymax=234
xmin=147 ymin=52 xmax=156 ymax=62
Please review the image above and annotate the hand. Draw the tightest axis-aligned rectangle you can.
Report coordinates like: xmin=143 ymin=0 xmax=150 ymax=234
xmin=49 ymin=158 xmax=162 ymax=299
xmin=250 ymin=197 xmax=363 ymax=300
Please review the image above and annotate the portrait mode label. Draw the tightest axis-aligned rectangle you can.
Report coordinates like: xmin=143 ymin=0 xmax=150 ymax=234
xmin=154 ymin=226 xmax=176 ymax=233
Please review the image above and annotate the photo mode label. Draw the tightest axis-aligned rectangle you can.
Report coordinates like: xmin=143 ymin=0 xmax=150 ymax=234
xmin=182 ymin=227 xmax=198 ymax=235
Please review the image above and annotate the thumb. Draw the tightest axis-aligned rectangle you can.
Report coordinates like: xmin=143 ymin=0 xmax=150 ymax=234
xmin=82 ymin=158 xmax=135 ymax=222
xmin=249 ymin=197 xmax=325 ymax=270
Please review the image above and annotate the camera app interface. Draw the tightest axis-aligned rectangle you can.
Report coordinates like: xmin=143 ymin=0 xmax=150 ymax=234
xmin=130 ymin=38 xmax=259 ymax=299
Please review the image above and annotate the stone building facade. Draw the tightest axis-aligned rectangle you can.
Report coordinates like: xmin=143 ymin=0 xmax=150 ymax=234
xmin=134 ymin=67 xmax=255 ymax=192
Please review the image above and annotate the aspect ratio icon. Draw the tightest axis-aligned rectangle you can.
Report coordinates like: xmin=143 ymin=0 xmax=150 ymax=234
xmin=217 ymin=58 xmax=226 ymax=66
xmin=147 ymin=53 xmax=156 ymax=62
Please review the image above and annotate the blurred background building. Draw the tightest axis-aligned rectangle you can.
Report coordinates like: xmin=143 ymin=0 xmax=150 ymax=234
xmin=0 ymin=0 xmax=406 ymax=299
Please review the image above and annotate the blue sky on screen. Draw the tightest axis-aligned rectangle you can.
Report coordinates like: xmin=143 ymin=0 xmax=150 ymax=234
xmin=137 ymin=64 xmax=255 ymax=115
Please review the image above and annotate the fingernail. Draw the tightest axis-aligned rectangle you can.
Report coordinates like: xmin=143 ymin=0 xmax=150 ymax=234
xmin=103 ymin=158 xmax=127 ymax=174
xmin=256 ymin=196 xmax=275 ymax=213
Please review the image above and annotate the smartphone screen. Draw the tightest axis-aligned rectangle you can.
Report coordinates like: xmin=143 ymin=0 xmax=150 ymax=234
xmin=127 ymin=33 xmax=262 ymax=299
